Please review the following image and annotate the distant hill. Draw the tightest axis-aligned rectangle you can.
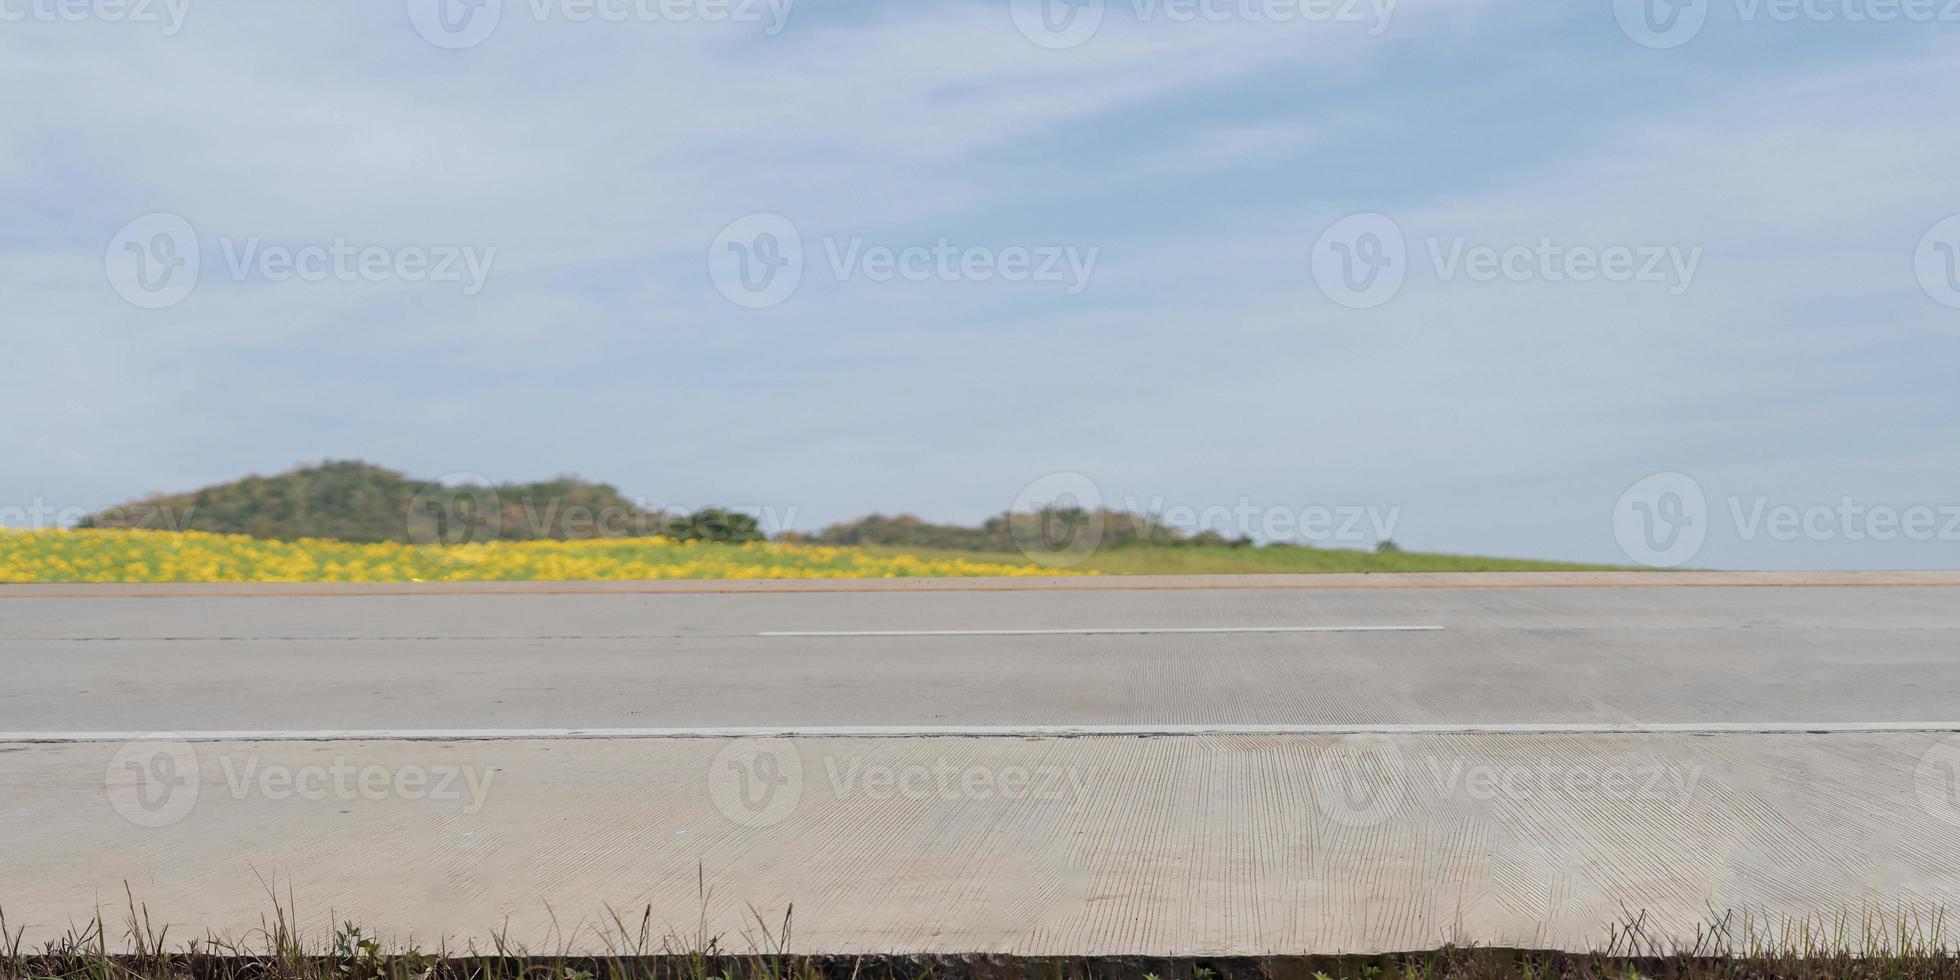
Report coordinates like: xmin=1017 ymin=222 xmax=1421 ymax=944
xmin=80 ymin=461 xmax=761 ymax=544
xmin=71 ymin=463 xmax=1618 ymax=572
xmin=801 ymin=510 xmax=1256 ymax=552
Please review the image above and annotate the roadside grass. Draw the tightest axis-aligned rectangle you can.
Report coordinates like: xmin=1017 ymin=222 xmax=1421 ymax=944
xmin=857 ymin=543 xmax=1624 ymax=575
xmin=4 ymin=892 xmax=1955 ymax=980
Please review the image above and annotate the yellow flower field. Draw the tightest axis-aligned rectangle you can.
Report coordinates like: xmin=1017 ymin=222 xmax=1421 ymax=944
xmin=0 ymin=529 xmax=1081 ymax=583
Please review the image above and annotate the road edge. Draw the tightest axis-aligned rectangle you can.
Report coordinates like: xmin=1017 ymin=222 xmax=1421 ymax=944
xmin=3 ymin=570 xmax=1960 ymax=598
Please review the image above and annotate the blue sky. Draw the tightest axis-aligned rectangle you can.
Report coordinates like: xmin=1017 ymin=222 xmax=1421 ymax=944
xmin=3 ymin=0 xmax=1957 ymax=568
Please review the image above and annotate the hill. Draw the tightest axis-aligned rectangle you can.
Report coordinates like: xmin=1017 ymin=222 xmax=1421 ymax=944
xmin=800 ymin=511 xmax=1192 ymax=551
xmin=79 ymin=461 xmax=761 ymax=544
xmin=69 ymin=463 xmax=1621 ymax=575
xmin=809 ymin=513 xmax=1616 ymax=573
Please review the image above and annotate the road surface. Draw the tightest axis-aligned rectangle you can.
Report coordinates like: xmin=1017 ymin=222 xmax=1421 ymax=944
xmin=3 ymin=573 xmax=1958 ymax=954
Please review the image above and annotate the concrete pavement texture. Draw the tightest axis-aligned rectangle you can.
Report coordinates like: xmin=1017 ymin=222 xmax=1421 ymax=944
xmin=6 ymin=577 xmax=1960 ymax=731
xmin=7 ymin=733 xmax=1960 ymax=954
xmin=3 ymin=574 xmax=1959 ymax=954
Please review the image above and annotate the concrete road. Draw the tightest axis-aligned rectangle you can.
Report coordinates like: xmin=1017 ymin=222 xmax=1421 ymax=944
xmin=3 ymin=574 xmax=1960 ymax=954
xmin=6 ymin=576 xmax=1960 ymax=731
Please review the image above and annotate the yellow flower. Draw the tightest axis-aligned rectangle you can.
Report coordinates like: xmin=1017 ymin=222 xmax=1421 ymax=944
xmin=0 ymin=529 xmax=1084 ymax=583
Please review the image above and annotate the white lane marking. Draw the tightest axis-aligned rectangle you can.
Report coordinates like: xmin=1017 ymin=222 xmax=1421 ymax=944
xmin=757 ymin=625 xmax=1445 ymax=637
xmin=6 ymin=722 xmax=1960 ymax=743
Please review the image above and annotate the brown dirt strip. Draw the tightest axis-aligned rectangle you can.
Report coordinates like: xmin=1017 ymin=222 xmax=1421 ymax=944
xmin=3 ymin=570 xmax=1959 ymax=598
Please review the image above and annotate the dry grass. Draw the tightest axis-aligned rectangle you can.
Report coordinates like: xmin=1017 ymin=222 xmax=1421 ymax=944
xmin=853 ymin=543 xmax=1623 ymax=576
xmin=4 ymin=886 xmax=1956 ymax=980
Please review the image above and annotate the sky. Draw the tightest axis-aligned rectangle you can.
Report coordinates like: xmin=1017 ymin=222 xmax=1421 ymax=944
xmin=2 ymin=0 xmax=1957 ymax=569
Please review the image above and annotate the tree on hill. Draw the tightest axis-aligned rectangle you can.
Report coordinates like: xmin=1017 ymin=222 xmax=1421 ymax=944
xmin=806 ymin=508 xmax=1252 ymax=553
